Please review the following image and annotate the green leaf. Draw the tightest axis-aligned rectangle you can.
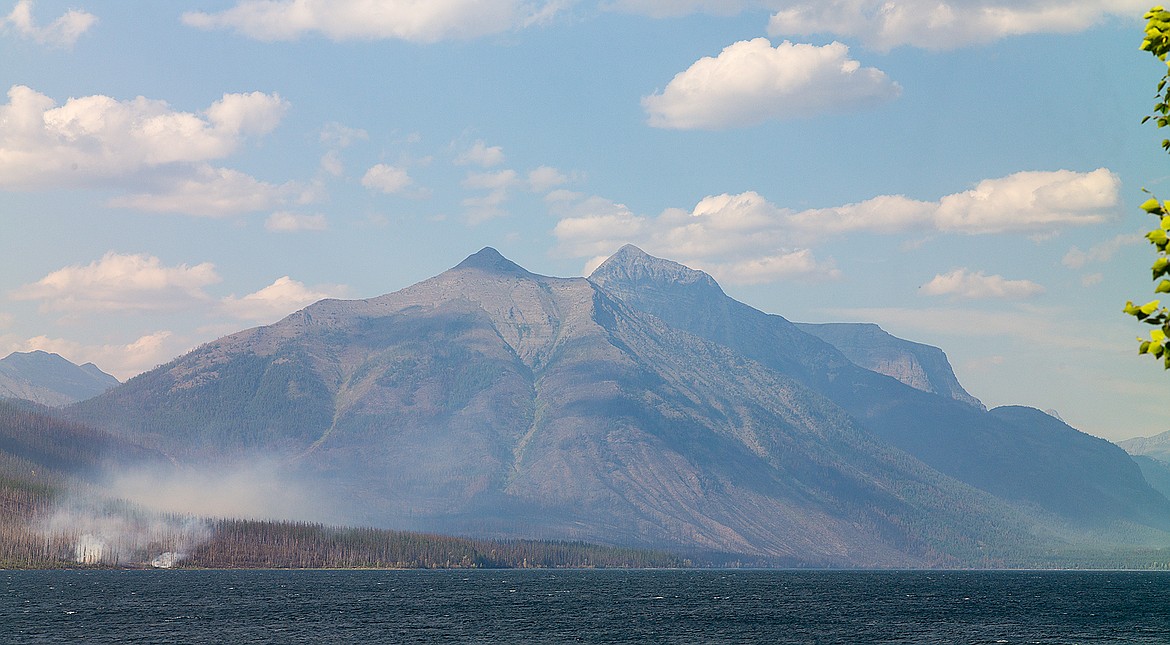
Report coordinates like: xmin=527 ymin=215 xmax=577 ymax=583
xmin=1153 ymin=258 xmax=1170 ymax=279
xmin=1142 ymin=300 xmax=1162 ymax=315
xmin=1142 ymin=197 xmax=1163 ymax=213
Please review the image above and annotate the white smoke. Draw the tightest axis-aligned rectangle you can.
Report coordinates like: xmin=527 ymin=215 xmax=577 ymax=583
xmin=36 ymin=496 xmax=212 ymax=567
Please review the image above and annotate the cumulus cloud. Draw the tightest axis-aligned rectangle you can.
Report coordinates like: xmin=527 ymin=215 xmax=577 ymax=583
xmin=697 ymin=251 xmax=841 ymax=284
xmin=2 ymin=0 xmax=97 ymax=47
xmin=790 ymin=168 xmax=1119 ymax=236
xmin=643 ymin=39 xmax=900 ymax=129
xmin=108 ymin=165 xmax=307 ymax=217
xmin=182 ymin=0 xmax=564 ymax=42
xmin=361 ymin=164 xmax=414 ymax=194
xmin=19 ymin=331 xmax=181 ymax=380
xmin=553 ymin=168 xmax=1117 ymax=284
xmin=220 ymin=276 xmax=344 ymax=323
xmin=463 ymin=169 xmax=518 ymax=190
xmin=920 ymin=269 xmax=1045 ymax=300
xmin=1062 ymin=231 xmax=1144 ymax=269
xmin=462 ymin=169 xmax=519 ymax=222
xmin=10 ymin=252 xmax=220 ymax=313
xmin=528 ymin=166 xmax=569 ymax=192
xmin=603 ymin=0 xmax=757 ymax=17
xmin=553 ymin=192 xmax=836 ymax=284
xmin=319 ymin=122 xmax=368 ymax=148
xmin=0 ymin=85 xmax=287 ymax=190
xmin=767 ymin=0 xmax=1148 ymax=51
xmin=456 ymin=140 xmax=506 ymax=167
xmin=265 ymin=211 xmax=328 ymax=232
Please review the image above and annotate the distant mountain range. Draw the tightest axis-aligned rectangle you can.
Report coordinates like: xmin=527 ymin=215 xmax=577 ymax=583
xmin=0 ymin=351 xmax=119 ymax=406
xmin=58 ymin=247 xmax=1170 ymax=566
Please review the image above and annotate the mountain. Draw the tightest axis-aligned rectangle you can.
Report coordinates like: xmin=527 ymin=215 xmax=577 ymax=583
xmin=588 ymin=246 xmax=1170 ymax=531
xmin=0 ymin=351 xmax=119 ymax=406
xmin=794 ymin=322 xmax=984 ymax=409
xmin=1120 ymin=430 xmax=1170 ymax=463
xmin=68 ymin=247 xmax=1170 ymax=566
xmin=1130 ymin=455 xmax=1170 ymax=501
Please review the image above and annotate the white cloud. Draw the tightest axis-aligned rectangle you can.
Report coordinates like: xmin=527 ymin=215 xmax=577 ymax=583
xmin=108 ymin=165 xmax=304 ymax=216
xmin=320 ymin=150 xmax=344 ymax=177
xmin=461 ymin=169 xmax=519 ymax=222
xmin=767 ymin=0 xmax=1149 ymax=51
xmin=694 ymin=251 xmax=841 ymax=284
xmin=920 ymin=269 xmax=1045 ymax=300
xmin=553 ymin=168 xmax=1116 ymax=284
xmin=1062 ymin=231 xmax=1144 ymax=269
xmin=265 ymin=211 xmax=328 ymax=232
xmin=603 ymin=0 xmax=757 ymax=17
xmin=19 ymin=331 xmax=180 ymax=381
xmin=319 ymin=122 xmax=368 ymax=148
xmin=643 ymin=39 xmax=900 ymax=130
xmin=220 ymin=276 xmax=344 ymax=323
xmin=11 ymin=252 xmax=220 ymax=313
xmin=554 ymin=192 xmax=836 ymax=283
xmin=0 ymin=85 xmax=287 ymax=189
xmin=182 ymin=0 xmax=563 ymax=42
xmin=361 ymin=164 xmax=414 ymax=194
xmin=933 ymin=169 xmax=1118 ymax=233
xmin=463 ymin=169 xmax=518 ymax=190
xmin=2 ymin=0 xmax=97 ymax=47
xmin=528 ymin=165 xmax=569 ymax=192
xmin=790 ymin=168 xmax=1118 ymax=236
xmin=552 ymin=195 xmax=647 ymax=257
xmin=456 ymin=140 xmax=506 ymax=167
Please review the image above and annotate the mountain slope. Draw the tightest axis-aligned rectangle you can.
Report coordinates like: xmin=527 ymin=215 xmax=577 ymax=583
xmin=795 ymin=322 xmax=984 ymax=409
xmin=588 ymin=245 xmax=1170 ymax=533
xmin=0 ymin=351 xmax=119 ymax=406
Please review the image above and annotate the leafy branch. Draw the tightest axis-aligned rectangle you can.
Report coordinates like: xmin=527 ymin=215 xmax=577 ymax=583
xmin=1124 ymin=6 xmax=1170 ymax=367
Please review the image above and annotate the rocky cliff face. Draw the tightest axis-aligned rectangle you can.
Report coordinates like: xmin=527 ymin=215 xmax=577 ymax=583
xmin=68 ymin=247 xmax=1170 ymax=564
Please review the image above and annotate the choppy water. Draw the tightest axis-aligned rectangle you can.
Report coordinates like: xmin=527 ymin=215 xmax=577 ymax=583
xmin=3 ymin=569 xmax=1169 ymax=643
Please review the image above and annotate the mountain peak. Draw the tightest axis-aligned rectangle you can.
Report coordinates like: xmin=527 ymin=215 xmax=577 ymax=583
xmin=453 ymin=247 xmax=531 ymax=276
xmin=0 ymin=350 xmax=119 ymax=406
xmin=590 ymin=245 xmax=722 ymax=293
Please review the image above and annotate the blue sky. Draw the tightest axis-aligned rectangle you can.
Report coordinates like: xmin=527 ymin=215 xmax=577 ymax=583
xmin=0 ymin=0 xmax=1165 ymax=442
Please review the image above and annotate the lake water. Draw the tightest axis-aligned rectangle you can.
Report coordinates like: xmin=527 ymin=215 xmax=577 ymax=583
xmin=3 ymin=569 xmax=1169 ymax=643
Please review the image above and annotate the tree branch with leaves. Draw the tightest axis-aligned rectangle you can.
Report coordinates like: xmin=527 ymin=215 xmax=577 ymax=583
xmin=1125 ymin=6 xmax=1170 ymax=367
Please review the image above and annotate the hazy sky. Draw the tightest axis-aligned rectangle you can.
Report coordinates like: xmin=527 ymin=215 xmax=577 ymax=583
xmin=0 ymin=0 xmax=1165 ymax=442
